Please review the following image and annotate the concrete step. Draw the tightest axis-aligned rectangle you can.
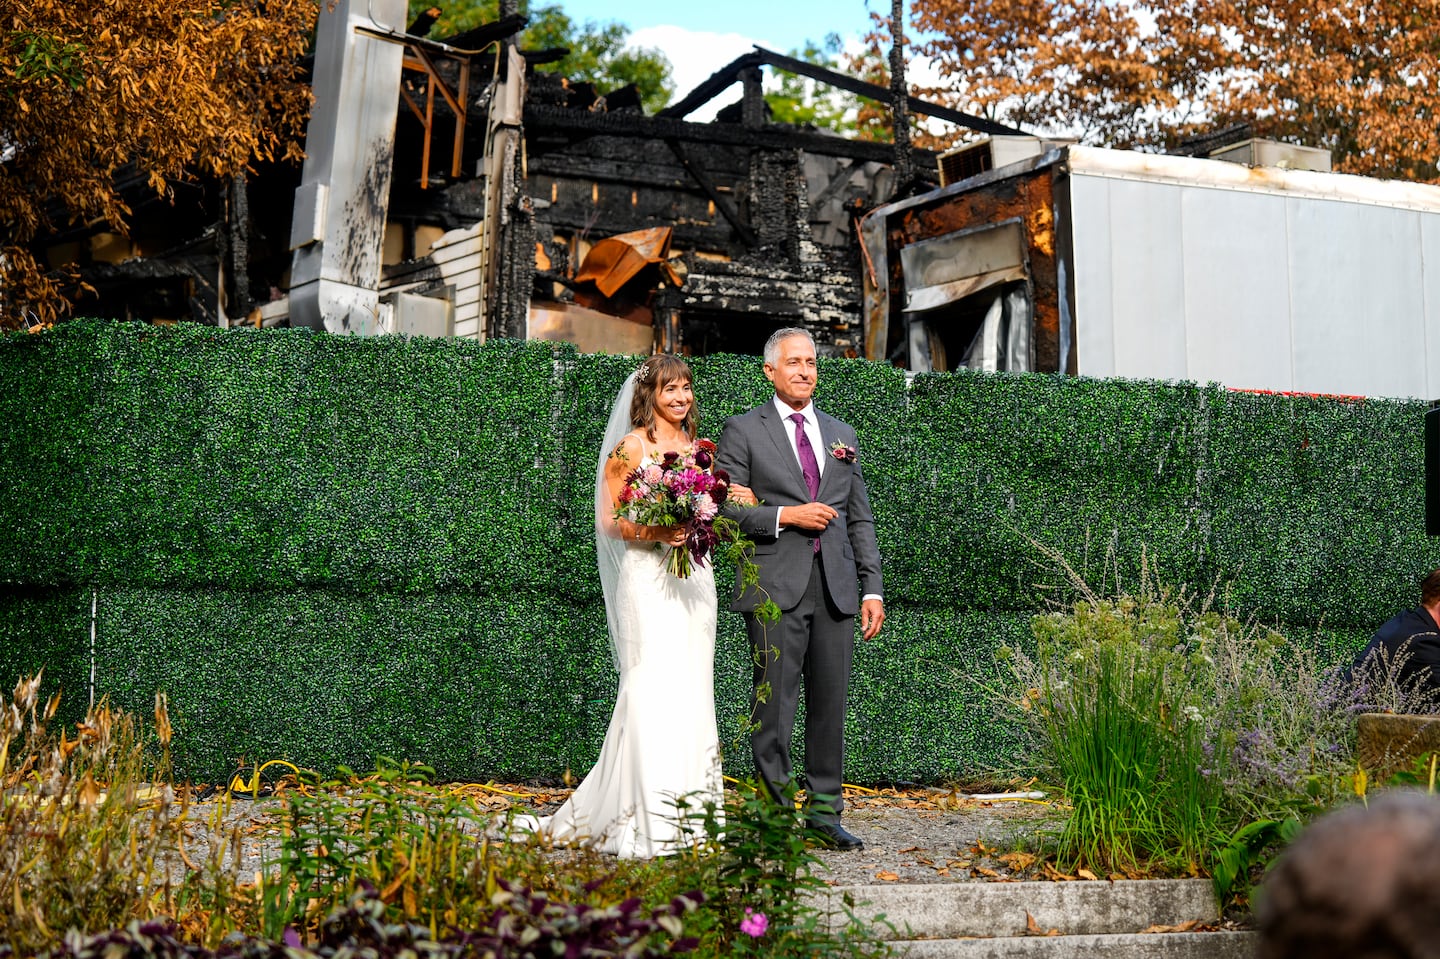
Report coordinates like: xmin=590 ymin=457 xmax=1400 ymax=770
xmin=899 ymin=931 xmax=1256 ymax=958
xmin=819 ymin=879 xmax=1222 ymax=940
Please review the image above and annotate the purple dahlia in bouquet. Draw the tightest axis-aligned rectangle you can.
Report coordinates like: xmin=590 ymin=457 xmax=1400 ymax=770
xmin=615 ymin=437 xmax=738 ymax=578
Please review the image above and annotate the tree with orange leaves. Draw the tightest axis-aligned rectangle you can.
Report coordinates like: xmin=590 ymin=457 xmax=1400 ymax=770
xmin=0 ymin=0 xmax=316 ymax=327
xmin=890 ymin=0 xmax=1440 ymax=181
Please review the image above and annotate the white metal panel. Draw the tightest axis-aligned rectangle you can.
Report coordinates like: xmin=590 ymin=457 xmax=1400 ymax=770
xmin=1101 ymin=178 xmax=1189 ymax=381
xmin=1068 ymin=145 xmax=1440 ymax=215
xmin=1179 ymin=187 xmax=1294 ymax=391
xmin=1288 ymin=200 xmax=1427 ymax=398
xmin=1425 ymin=216 xmax=1440 ymax=398
xmin=1068 ymin=173 xmax=1116 ymax=378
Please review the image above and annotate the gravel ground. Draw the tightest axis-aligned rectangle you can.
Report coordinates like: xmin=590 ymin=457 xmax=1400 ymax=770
xmin=808 ymin=792 xmax=1061 ymax=886
xmin=172 ymin=784 xmax=1064 ymax=888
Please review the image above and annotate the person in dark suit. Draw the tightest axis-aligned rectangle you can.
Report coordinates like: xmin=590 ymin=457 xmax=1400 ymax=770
xmin=1350 ymin=569 xmax=1440 ymax=703
xmin=715 ymin=327 xmax=885 ymax=851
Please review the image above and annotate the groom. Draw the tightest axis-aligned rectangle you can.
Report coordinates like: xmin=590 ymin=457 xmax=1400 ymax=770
xmin=716 ymin=327 xmax=885 ymax=851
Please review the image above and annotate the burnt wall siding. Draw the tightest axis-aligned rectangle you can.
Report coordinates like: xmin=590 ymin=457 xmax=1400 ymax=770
xmin=888 ymin=167 xmax=1064 ymax=372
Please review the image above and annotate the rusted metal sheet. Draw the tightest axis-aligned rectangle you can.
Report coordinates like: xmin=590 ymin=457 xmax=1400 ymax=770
xmin=573 ymin=226 xmax=680 ymax=297
xmin=883 ymin=162 xmax=1064 ymax=372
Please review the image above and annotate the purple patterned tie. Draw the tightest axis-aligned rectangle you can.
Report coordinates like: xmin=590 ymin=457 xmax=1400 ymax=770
xmin=790 ymin=415 xmax=822 ymax=553
xmin=790 ymin=413 xmax=821 ymax=499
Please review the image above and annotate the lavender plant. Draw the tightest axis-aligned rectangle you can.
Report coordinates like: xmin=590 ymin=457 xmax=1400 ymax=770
xmin=999 ymin=562 xmax=1432 ymax=879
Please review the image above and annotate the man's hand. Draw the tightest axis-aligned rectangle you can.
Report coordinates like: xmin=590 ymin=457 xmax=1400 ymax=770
xmin=780 ymin=502 xmax=838 ymax=531
xmin=860 ymin=598 xmax=885 ymax=640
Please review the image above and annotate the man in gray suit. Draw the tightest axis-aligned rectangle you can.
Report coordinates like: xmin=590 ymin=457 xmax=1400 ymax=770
xmin=716 ymin=327 xmax=885 ymax=850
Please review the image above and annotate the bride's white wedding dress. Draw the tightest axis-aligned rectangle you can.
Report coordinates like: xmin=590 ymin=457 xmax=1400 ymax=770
xmin=518 ymin=418 xmax=724 ymax=859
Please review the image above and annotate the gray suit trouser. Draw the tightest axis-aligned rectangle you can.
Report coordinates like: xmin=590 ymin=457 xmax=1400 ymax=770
xmin=747 ymin=552 xmax=854 ymax=823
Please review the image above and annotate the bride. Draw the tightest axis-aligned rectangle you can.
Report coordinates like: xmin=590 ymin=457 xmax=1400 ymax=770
xmin=525 ymin=354 xmax=752 ymax=858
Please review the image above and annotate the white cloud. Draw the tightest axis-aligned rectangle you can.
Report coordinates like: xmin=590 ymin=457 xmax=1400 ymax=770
xmin=626 ymin=23 xmax=964 ymax=133
xmin=627 ymin=25 xmax=774 ymax=120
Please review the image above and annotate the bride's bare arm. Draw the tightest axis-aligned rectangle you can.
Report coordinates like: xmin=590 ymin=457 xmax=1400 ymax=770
xmin=604 ymin=435 xmax=683 ymax=544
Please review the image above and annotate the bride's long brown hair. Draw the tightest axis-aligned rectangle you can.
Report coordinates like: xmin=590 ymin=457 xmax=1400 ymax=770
xmin=630 ymin=354 xmax=698 ymax=442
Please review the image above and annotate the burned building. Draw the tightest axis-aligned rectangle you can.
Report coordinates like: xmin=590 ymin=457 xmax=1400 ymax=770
xmin=30 ymin=0 xmax=1020 ymax=359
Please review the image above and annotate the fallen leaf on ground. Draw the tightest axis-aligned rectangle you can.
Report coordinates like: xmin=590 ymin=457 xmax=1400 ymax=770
xmin=875 ymin=870 xmax=900 ymax=881
xmin=1077 ymin=868 xmax=1099 ymax=880
xmin=1025 ymin=912 xmax=1060 ymax=937
xmin=972 ymin=866 xmax=1001 ymax=878
xmin=1042 ymin=863 xmax=1077 ymax=881
xmin=898 ymin=845 xmax=923 ymax=853
xmin=1140 ymin=920 xmax=1206 ymax=934
xmin=999 ymin=851 xmax=1038 ymax=871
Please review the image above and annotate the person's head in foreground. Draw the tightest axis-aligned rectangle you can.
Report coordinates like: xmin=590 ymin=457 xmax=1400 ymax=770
xmin=1257 ymin=790 xmax=1440 ymax=959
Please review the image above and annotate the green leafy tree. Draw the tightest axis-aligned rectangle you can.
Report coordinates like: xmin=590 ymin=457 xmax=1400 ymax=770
xmin=765 ymin=34 xmax=871 ymax=133
xmin=407 ymin=1 xmax=672 ymax=113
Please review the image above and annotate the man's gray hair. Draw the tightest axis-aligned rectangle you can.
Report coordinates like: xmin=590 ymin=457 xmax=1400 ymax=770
xmin=763 ymin=327 xmax=816 ymax=366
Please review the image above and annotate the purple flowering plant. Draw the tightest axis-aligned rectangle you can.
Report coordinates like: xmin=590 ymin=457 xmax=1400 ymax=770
xmin=996 ymin=555 xmax=1428 ymax=882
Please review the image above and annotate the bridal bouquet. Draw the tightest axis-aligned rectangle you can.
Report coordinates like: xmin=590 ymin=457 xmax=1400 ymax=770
xmin=614 ymin=438 xmax=739 ymax=578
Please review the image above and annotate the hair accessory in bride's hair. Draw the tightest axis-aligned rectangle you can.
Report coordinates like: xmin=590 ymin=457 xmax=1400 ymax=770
xmin=636 ymin=359 xmax=655 ymax=383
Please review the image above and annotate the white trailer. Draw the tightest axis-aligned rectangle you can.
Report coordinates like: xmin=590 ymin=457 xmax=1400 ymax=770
xmin=861 ymin=143 xmax=1440 ymax=399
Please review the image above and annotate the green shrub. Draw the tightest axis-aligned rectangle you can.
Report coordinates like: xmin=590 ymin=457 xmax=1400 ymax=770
xmin=998 ymin=559 xmax=1425 ymax=879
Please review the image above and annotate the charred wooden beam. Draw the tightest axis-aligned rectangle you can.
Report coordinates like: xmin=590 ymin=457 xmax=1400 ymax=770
xmin=408 ymin=7 xmax=441 ymax=36
xmin=658 ymin=52 xmax=762 ymax=119
xmin=441 ymin=13 xmax=527 ymax=53
xmin=753 ymin=47 xmax=1025 ymax=137
xmin=523 ymin=47 xmax=568 ymax=66
xmin=808 ymin=160 xmax=860 ymax=217
xmin=524 ymin=103 xmax=933 ymax=165
xmin=666 ymin=139 xmax=758 ymax=247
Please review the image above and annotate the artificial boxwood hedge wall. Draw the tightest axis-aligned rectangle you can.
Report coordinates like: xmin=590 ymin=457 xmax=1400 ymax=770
xmin=0 ymin=321 xmax=1430 ymax=782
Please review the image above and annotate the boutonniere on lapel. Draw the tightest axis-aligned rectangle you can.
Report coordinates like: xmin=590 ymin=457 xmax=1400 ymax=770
xmin=828 ymin=440 xmax=857 ymax=464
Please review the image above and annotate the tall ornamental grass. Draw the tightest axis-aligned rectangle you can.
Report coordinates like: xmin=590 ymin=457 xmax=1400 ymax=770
xmin=1001 ymin=562 xmax=1434 ymax=880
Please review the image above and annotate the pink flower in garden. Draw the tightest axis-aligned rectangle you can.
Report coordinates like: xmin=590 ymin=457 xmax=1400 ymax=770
xmin=740 ymin=908 xmax=768 ymax=938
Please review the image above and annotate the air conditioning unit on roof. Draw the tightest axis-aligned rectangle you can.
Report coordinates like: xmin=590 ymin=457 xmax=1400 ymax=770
xmin=1208 ymin=138 xmax=1332 ymax=172
xmin=937 ymin=135 xmax=1076 ymax=186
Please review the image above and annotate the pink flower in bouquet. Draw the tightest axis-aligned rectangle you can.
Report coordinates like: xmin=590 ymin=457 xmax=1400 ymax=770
xmin=614 ymin=439 xmax=743 ymax=578
xmin=740 ymin=908 xmax=768 ymax=938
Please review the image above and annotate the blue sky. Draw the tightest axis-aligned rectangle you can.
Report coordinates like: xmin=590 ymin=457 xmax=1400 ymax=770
xmin=551 ymin=0 xmax=893 ymax=115
xmin=554 ymin=0 xmax=885 ymax=57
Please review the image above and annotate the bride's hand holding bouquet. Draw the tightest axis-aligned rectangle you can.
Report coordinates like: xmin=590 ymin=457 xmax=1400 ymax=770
xmin=614 ymin=438 xmax=747 ymax=579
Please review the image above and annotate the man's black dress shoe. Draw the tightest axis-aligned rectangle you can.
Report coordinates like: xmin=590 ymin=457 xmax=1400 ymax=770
xmin=810 ymin=821 xmax=864 ymax=851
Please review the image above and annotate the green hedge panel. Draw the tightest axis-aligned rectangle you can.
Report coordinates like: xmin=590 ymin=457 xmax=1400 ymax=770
xmin=95 ymin=586 xmax=616 ymax=781
xmin=1203 ymin=390 xmax=1430 ymax=628
xmin=72 ymin=324 xmax=568 ymax=593
xmin=0 ymin=587 xmax=90 ymax=726
xmin=89 ymin=585 xmax=1035 ymax=784
xmin=0 ymin=327 xmax=101 ymax=583
xmin=2 ymin=320 xmax=1437 ymax=782
xmin=891 ymin=372 xmax=1216 ymax=610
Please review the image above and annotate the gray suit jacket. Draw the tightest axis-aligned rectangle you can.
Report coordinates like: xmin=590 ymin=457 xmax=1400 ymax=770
xmin=716 ymin=401 xmax=883 ymax=615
